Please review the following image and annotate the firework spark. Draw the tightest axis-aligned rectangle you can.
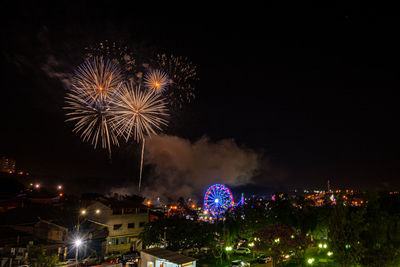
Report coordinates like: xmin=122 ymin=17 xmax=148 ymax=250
xmin=85 ymin=40 xmax=136 ymax=72
xmin=110 ymin=81 xmax=169 ymax=142
xmin=110 ymin=82 xmax=168 ymax=191
xmin=155 ymin=54 xmax=198 ymax=108
xmin=72 ymin=57 xmax=124 ymax=105
xmin=143 ymin=69 xmax=169 ymax=94
xmin=64 ymin=57 xmax=123 ymax=158
xmin=64 ymin=94 xmax=119 ymax=157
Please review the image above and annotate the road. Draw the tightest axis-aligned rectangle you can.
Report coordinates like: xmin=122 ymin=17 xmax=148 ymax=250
xmin=249 ymin=263 xmax=272 ymax=267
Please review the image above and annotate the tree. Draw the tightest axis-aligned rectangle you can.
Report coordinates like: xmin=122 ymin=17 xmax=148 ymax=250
xmin=358 ymin=192 xmax=400 ymax=266
xmin=140 ymin=216 xmax=214 ymax=250
xmin=267 ymin=194 xmax=298 ymax=228
xmin=28 ymin=245 xmax=60 ymax=267
xmin=328 ymin=198 xmax=365 ymax=266
xmin=252 ymin=225 xmax=309 ymax=267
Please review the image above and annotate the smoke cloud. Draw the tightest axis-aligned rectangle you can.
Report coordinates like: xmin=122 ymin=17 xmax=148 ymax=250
xmin=123 ymin=135 xmax=261 ymax=202
xmin=41 ymin=55 xmax=74 ymax=90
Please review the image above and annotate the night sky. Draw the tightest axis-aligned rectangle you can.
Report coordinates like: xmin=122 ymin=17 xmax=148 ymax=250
xmin=1 ymin=3 xmax=400 ymax=195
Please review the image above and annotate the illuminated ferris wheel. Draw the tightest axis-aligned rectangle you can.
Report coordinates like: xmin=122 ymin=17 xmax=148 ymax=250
xmin=203 ymin=184 xmax=234 ymax=218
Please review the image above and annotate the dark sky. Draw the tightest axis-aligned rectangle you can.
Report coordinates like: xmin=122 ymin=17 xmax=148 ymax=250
xmin=1 ymin=3 xmax=400 ymax=194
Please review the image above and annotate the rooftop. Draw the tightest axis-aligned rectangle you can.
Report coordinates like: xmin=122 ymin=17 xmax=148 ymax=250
xmin=141 ymin=248 xmax=197 ymax=265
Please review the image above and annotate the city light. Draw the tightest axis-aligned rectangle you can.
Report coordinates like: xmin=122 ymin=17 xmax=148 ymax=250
xmin=327 ymin=251 xmax=333 ymax=256
xmin=81 ymin=210 xmax=86 ymax=215
xmin=147 ymin=200 xmax=151 ymax=206
xmin=323 ymin=244 xmax=327 ymax=249
xmin=95 ymin=209 xmax=100 ymax=214
xmin=307 ymin=258 xmax=314 ymax=264
xmin=274 ymin=238 xmax=280 ymax=243
xmin=35 ymin=184 xmax=40 ymax=189
xmin=225 ymin=246 xmax=232 ymax=251
xmin=248 ymin=242 xmax=254 ymax=247
xmin=318 ymin=243 xmax=322 ymax=248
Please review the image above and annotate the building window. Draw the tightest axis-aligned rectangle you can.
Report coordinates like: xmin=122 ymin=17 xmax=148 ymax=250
xmin=128 ymin=223 xmax=135 ymax=228
xmin=109 ymin=238 xmax=118 ymax=245
xmin=139 ymin=222 xmax=146 ymax=227
xmin=113 ymin=224 xmax=122 ymax=230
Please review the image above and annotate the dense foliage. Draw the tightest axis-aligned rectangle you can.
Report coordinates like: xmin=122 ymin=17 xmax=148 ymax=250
xmin=141 ymin=192 xmax=400 ymax=266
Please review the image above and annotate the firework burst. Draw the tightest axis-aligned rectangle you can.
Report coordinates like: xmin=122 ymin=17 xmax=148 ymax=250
xmin=110 ymin=82 xmax=168 ymax=191
xmin=72 ymin=57 xmax=124 ymax=105
xmin=143 ymin=69 xmax=169 ymax=94
xmin=155 ymin=54 xmax=198 ymax=108
xmin=64 ymin=94 xmax=119 ymax=156
xmin=110 ymin=82 xmax=168 ymax=142
xmin=85 ymin=40 xmax=136 ymax=72
xmin=64 ymin=57 xmax=123 ymax=158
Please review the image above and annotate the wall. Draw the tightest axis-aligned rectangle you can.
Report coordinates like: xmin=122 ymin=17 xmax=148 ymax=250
xmin=106 ymin=212 xmax=149 ymax=254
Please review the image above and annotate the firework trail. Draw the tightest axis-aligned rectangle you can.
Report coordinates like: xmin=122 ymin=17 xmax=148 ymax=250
xmin=155 ymin=54 xmax=198 ymax=108
xmin=110 ymin=81 xmax=168 ymax=190
xmin=143 ymin=69 xmax=169 ymax=94
xmin=64 ymin=57 xmax=124 ymax=159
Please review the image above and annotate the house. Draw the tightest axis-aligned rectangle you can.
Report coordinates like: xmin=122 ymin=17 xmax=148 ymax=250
xmin=82 ymin=198 xmax=151 ymax=255
xmin=140 ymin=248 xmax=196 ymax=267
xmin=0 ymin=207 xmax=69 ymax=265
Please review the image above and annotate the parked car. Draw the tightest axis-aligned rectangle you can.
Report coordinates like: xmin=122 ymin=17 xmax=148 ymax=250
xmin=200 ymin=247 xmax=210 ymax=253
xmin=182 ymin=247 xmax=199 ymax=255
xmin=231 ymin=260 xmax=250 ymax=267
xmin=82 ymin=254 xmax=99 ymax=265
xmin=58 ymin=259 xmax=76 ymax=267
xmin=257 ymin=254 xmax=272 ymax=263
xmin=109 ymin=256 xmax=123 ymax=264
xmin=234 ymin=247 xmax=251 ymax=255
xmin=122 ymin=252 xmax=140 ymax=265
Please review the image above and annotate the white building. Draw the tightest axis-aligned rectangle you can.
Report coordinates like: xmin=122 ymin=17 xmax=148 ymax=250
xmin=141 ymin=248 xmax=196 ymax=267
xmin=82 ymin=199 xmax=150 ymax=254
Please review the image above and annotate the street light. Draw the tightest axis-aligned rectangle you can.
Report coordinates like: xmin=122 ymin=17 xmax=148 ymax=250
xmin=81 ymin=209 xmax=86 ymax=215
xmin=74 ymin=238 xmax=82 ymax=267
xmin=95 ymin=209 xmax=100 ymax=214
xmin=307 ymin=258 xmax=314 ymax=264
xmin=225 ymin=246 xmax=233 ymax=260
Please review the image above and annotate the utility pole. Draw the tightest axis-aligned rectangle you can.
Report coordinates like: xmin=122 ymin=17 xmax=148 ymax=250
xmin=75 ymin=215 xmax=80 ymax=267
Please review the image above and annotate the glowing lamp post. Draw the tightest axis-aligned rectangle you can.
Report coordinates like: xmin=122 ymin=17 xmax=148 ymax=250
xmin=225 ymin=246 xmax=233 ymax=260
xmin=248 ymin=242 xmax=255 ymax=257
xmin=74 ymin=238 xmax=82 ymax=267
